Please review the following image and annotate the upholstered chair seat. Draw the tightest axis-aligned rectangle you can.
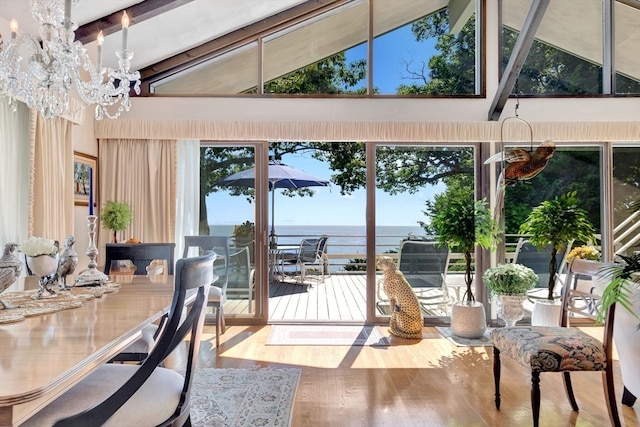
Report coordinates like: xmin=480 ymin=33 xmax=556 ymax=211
xmin=22 ymin=364 xmax=184 ymax=426
xmin=490 ymin=326 xmax=606 ymax=372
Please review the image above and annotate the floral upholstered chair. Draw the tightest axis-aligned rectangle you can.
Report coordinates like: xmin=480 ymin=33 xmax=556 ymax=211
xmin=490 ymin=259 xmax=621 ymax=427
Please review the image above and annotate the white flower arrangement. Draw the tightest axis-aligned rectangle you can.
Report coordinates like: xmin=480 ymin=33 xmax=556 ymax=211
xmin=20 ymin=236 xmax=58 ymax=257
xmin=483 ymin=263 xmax=539 ymax=296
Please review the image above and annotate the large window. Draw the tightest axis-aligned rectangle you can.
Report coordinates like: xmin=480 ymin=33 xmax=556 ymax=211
xmin=502 ymin=0 xmax=640 ymax=95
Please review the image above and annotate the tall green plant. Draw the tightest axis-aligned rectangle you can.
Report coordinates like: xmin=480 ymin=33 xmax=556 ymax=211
xmin=425 ymin=187 xmax=501 ymax=303
xmin=101 ymin=201 xmax=133 ymax=243
xmin=519 ymin=191 xmax=595 ymax=300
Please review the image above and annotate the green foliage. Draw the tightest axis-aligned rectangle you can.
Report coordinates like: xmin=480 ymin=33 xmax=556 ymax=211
xmin=232 ymin=221 xmax=255 ymax=239
xmin=483 ymin=263 xmax=539 ymax=296
xmin=424 ymin=185 xmax=501 ymax=302
xmin=504 ymin=150 xmax=600 ymax=234
xmin=344 ymin=258 xmax=367 ymax=272
xmin=598 ymin=254 xmax=640 ymax=326
xmin=519 ymin=191 xmax=596 ymax=299
xmin=101 ymin=201 xmax=133 ymax=243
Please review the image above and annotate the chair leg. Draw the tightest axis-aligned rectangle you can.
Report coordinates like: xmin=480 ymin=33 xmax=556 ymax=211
xmin=622 ymin=386 xmax=637 ymax=407
xmin=603 ymin=369 xmax=622 ymax=427
xmin=531 ymin=371 xmax=541 ymax=427
xmin=493 ymin=347 xmax=501 ymax=409
xmin=213 ymin=305 xmax=226 ymax=346
xmin=562 ymin=371 xmax=579 ymax=411
xmin=219 ymin=305 xmax=226 ymax=334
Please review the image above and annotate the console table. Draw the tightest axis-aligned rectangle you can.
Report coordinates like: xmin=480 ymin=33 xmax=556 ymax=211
xmin=104 ymin=243 xmax=176 ymax=275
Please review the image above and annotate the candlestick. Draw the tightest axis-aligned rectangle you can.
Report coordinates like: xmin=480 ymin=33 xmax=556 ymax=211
xmin=74 ymin=215 xmax=109 ymax=286
xmin=88 ymin=167 xmax=94 ymax=215
xmin=64 ymin=0 xmax=71 ymax=30
xmin=10 ymin=19 xmax=17 ymax=40
xmin=96 ymin=31 xmax=104 ymax=71
xmin=121 ymin=11 xmax=129 ymax=52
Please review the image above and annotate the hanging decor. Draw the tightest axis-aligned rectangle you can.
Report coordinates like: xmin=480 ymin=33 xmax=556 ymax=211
xmin=484 ymin=97 xmax=555 ymax=222
xmin=0 ymin=0 xmax=140 ymax=120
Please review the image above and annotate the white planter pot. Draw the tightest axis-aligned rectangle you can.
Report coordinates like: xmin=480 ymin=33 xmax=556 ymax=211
xmin=451 ymin=301 xmax=486 ymax=339
xmin=613 ymin=280 xmax=640 ymax=405
xmin=531 ymin=300 xmax=562 ymax=326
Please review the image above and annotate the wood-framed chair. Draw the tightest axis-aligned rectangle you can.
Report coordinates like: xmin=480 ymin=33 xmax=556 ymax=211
xmin=490 ymin=259 xmax=621 ymax=427
xmin=23 ymin=252 xmax=215 ymax=427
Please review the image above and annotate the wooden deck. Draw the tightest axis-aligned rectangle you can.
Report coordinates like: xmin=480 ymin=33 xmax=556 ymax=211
xmin=224 ymin=272 xmax=481 ymax=322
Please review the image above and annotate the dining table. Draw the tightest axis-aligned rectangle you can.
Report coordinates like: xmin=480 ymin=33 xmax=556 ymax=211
xmin=0 ymin=274 xmax=177 ymax=427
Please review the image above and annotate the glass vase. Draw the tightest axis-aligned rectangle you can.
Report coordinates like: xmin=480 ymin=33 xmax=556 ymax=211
xmin=496 ymin=294 xmax=526 ymax=327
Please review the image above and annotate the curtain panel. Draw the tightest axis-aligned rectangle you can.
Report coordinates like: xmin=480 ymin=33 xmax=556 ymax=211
xmin=0 ymin=102 xmax=31 ymax=252
xmin=175 ymin=139 xmax=200 ymax=261
xmin=29 ymin=111 xmax=74 ymax=245
xmin=97 ymin=139 xmax=177 ymax=264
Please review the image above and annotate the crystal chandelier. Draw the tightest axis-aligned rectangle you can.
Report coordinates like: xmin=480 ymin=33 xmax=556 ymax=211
xmin=0 ymin=0 xmax=140 ymax=120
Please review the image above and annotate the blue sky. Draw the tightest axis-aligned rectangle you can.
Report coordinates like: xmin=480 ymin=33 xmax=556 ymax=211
xmin=206 ymin=21 xmax=443 ymax=227
xmin=206 ymin=152 xmax=445 ymax=228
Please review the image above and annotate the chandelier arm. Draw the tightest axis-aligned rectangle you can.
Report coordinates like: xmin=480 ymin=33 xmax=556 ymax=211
xmin=0 ymin=0 xmax=140 ymax=120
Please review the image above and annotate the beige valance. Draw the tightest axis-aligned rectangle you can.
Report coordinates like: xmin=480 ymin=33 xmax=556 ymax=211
xmin=94 ymin=120 xmax=640 ymax=143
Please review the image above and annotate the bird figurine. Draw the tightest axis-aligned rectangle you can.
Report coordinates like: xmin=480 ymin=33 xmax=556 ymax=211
xmin=484 ymin=140 xmax=556 ymax=221
xmin=0 ymin=243 xmax=23 ymax=309
xmin=57 ymin=236 xmax=78 ymax=291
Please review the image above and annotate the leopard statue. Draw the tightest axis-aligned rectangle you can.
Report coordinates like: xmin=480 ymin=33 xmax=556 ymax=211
xmin=377 ymin=256 xmax=423 ymax=339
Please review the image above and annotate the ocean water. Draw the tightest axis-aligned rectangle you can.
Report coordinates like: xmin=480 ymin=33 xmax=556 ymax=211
xmin=209 ymin=224 xmax=427 ymax=269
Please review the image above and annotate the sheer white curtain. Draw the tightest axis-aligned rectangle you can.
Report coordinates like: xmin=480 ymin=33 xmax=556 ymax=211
xmin=0 ymin=102 xmax=30 ymax=253
xmin=175 ymin=139 xmax=200 ymax=260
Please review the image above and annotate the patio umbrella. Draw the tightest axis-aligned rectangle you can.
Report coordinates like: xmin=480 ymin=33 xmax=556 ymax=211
xmin=216 ymin=159 xmax=330 ymax=242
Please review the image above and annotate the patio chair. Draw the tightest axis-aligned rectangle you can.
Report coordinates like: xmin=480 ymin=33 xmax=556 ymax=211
xmin=387 ymin=239 xmax=451 ymax=315
xmin=513 ymin=239 xmax=570 ymax=301
xmin=277 ymin=235 xmax=329 ymax=286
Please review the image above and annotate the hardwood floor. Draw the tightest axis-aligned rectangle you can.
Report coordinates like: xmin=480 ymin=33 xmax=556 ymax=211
xmin=173 ymin=324 xmax=640 ymax=427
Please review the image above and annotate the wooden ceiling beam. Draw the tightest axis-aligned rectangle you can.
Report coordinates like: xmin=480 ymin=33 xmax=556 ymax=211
xmin=74 ymin=0 xmax=194 ymax=44
xmin=487 ymin=0 xmax=550 ymax=121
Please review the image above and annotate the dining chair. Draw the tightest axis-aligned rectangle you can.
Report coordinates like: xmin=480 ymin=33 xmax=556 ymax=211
xmin=490 ymin=258 xmax=621 ymax=427
xmin=183 ymin=235 xmax=230 ymax=348
xmin=23 ymin=252 xmax=215 ymax=427
xmin=278 ymin=235 xmax=329 ymax=286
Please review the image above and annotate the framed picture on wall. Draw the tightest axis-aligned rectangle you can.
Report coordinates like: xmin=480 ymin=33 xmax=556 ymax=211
xmin=74 ymin=152 xmax=97 ymax=210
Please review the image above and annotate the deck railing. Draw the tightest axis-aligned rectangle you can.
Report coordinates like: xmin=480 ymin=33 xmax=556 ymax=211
xmin=272 ymin=233 xmax=526 ymax=274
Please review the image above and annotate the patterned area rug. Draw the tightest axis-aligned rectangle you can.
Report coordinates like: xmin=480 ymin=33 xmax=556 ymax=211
xmin=266 ymin=325 xmax=390 ymax=346
xmin=435 ymin=326 xmax=493 ymax=347
xmin=0 ymin=282 xmax=120 ymax=324
xmin=188 ymin=368 xmax=301 ymax=427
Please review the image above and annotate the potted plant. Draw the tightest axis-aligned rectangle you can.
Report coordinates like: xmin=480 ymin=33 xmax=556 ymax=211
xmin=426 ymin=187 xmax=501 ymax=338
xmin=483 ymin=263 xmax=538 ymax=326
xmin=519 ymin=191 xmax=596 ymax=301
xmin=101 ymin=201 xmax=133 ymax=243
xmin=233 ymin=220 xmax=255 ymax=260
xmin=599 ymin=253 xmax=640 ymax=407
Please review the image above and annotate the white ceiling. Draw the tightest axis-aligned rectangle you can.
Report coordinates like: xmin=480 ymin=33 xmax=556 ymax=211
xmin=1 ymin=0 xmax=638 ymax=94
xmin=0 ymin=0 xmax=307 ymax=71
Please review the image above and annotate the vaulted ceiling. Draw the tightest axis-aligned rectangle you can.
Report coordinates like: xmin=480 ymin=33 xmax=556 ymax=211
xmin=1 ymin=0 xmax=639 ymax=104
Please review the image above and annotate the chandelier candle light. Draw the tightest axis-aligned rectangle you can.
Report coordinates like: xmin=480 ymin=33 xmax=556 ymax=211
xmin=0 ymin=0 xmax=140 ymax=119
